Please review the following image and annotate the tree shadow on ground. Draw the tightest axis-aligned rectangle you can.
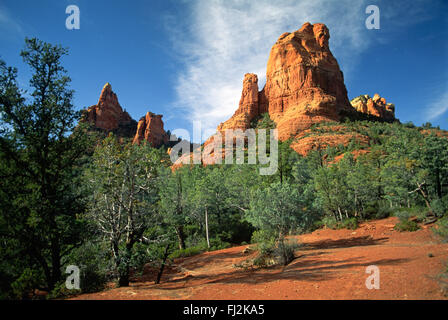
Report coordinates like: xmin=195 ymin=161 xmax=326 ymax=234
xmin=131 ymin=235 xmax=404 ymax=292
xmin=138 ymin=255 xmax=410 ymax=291
xmin=304 ymin=235 xmax=389 ymax=250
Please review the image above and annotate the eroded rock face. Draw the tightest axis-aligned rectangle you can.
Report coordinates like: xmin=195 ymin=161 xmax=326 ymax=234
xmin=82 ymin=83 xmax=137 ymax=137
xmin=261 ymin=22 xmax=353 ymax=140
xmin=217 ymin=22 xmax=353 ymax=142
xmin=132 ymin=112 xmax=169 ymax=148
xmin=351 ymin=94 xmax=395 ymax=121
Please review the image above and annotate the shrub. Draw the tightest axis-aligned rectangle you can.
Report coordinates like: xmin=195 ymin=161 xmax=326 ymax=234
xmin=10 ymin=268 xmax=42 ymax=299
xmin=375 ymin=202 xmax=394 ymax=219
xmin=63 ymin=241 xmax=109 ymax=294
xmin=47 ymin=281 xmax=81 ymax=300
xmin=394 ymin=219 xmax=420 ymax=232
xmin=322 ymin=216 xmax=339 ymax=229
xmin=275 ymin=239 xmax=299 ymax=266
xmin=251 ymin=236 xmax=299 ymax=268
xmin=321 ymin=216 xmax=358 ymax=230
xmin=340 ymin=217 xmax=359 ymax=230
xmin=431 ymin=197 xmax=448 ymax=217
xmin=312 ymin=220 xmax=325 ymax=230
xmin=169 ymin=246 xmax=204 ymax=259
xmin=433 ymin=215 xmax=448 ymax=242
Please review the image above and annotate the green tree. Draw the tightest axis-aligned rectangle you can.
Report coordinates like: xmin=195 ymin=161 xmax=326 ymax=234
xmin=85 ymin=134 xmax=162 ymax=287
xmin=246 ymin=182 xmax=310 ymax=260
xmin=159 ymin=168 xmax=188 ymax=250
xmin=0 ymin=39 xmax=89 ymax=294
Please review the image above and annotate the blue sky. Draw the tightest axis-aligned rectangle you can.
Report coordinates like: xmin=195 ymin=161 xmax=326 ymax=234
xmin=0 ymin=0 xmax=447 ymax=140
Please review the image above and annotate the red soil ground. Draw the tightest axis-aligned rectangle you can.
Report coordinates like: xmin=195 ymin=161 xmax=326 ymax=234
xmin=71 ymin=217 xmax=448 ymax=300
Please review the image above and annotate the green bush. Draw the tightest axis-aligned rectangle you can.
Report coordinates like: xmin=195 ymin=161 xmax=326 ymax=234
xmin=321 ymin=216 xmax=358 ymax=230
xmin=322 ymin=216 xmax=339 ymax=229
xmin=433 ymin=215 xmax=448 ymax=242
xmin=47 ymin=281 xmax=81 ymax=300
xmin=252 ymin=238 xmax=299 ymax=267
xmin=375 ymin=202 xmax=394 ymax=219
xmin=10 ymin=268 xmax=42 ymax=299
xmin=340 ymin=217 xmax=359 ymax=230
xmin=169 ymin=246 xmax=204 ymax=259
xmin=63 ymin=241 xmax=109 ymax=294
xmin=394 ymin=219 xmax=420 ymax=232
xmin=431 ymin=197 xmax=448 ymax=217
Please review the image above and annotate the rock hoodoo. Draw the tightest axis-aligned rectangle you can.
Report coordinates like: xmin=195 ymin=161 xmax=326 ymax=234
xmin=132 ymin=112 xmax=169 ymax=148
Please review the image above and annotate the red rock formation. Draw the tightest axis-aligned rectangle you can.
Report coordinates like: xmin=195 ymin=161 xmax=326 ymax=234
xmin=82 ymin=83 xmax=137 ymax=138
xmin=261 ymin=22 xmax=353 ymax=140
xmin=217 ymin=22 xmax=354 ymax=141
xmin=174 ymin=22 xmax=399 ymax=167
xmin=351 ymin=94 xmax=395 ymax=120
xmin=217 ymin=73 xmax=259 ymax=132
xmin=133 ymin=112 xmax=169 ymax=148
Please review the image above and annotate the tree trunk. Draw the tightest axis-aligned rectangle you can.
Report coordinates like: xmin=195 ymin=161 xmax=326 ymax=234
xmin=175 ymin=226 xmax=186 ymax=250
xmin=118 ymin=244 xmax=132 ymax=287
xmin=49 ymin=236 xmax=61 ymax=290
xmin=436 ymin=168 xmax=442 ymax=199
xmin=338 ymin=207 xmax=343 ymax=221
xmin=205 ymin=207 xmax=210 ymax=249
xmin=156 ymin=243 xmax=171 ymax=284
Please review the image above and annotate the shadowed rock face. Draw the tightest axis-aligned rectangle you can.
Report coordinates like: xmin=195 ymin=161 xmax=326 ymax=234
xmin=133 ymin=112 xmax=169 ymax=148
xmin=217 ymin=22 xmax=354 ymax=141
xmin=82 ymin=83 xmax=137 ymax=138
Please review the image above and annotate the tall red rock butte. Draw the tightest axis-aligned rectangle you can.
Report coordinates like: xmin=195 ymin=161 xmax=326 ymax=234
xmin=82 ymin=83 xmax=137 ymax=137
xmin=216 ymin=22 xmax=395 ymax=142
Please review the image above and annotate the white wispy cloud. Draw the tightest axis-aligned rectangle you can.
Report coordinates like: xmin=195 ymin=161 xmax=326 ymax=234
xmin=0 ymin=5 xmax=24 ymax=39
xmin=167 ymin=0 xmax=435 ymax=140
xmin=425 ymin=91 xmax=448 ymax=121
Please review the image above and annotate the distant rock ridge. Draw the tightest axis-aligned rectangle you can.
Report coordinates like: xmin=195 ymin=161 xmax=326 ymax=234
xmin=350 ymin=94 xmax=395 ymax=121
xmin=81 ymin=83 xmax=168 ymax=147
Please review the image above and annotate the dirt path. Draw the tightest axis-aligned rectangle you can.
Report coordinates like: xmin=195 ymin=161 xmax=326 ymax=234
xmin=71 ymin=217 xmax=448 ymax=300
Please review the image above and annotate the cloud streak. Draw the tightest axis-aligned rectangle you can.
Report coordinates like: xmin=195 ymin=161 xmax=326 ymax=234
xmin=0 ymin=5 xmax=24 ymax=39
xmin=425 ymin=91 xmax=448 ymax=121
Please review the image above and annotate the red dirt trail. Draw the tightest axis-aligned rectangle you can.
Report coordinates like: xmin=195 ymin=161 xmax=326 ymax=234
xmin=71 ymin=217 xmax=448 ymax=300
